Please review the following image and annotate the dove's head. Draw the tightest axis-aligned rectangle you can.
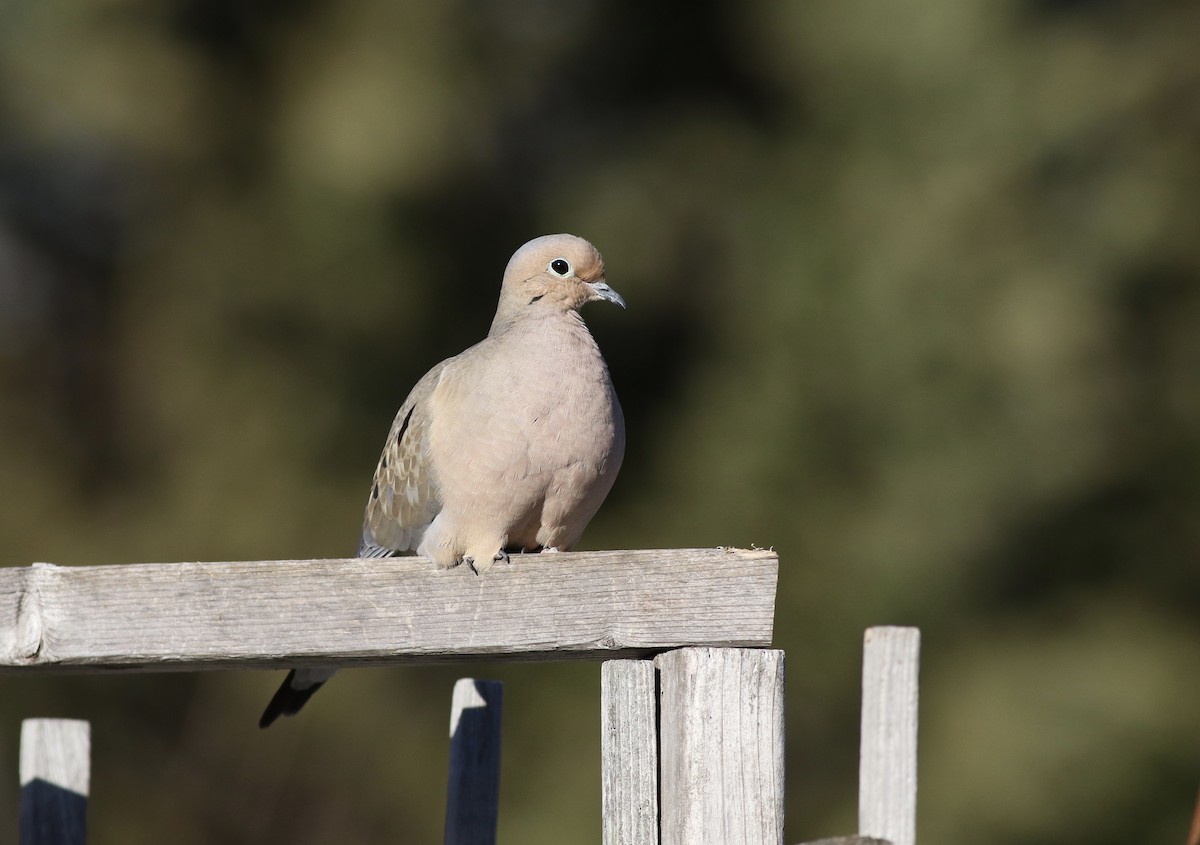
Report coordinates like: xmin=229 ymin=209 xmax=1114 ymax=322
xmin=494 ymin=234 xmax=625 ymax=326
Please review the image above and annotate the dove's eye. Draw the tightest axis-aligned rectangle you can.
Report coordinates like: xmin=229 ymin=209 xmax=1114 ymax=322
xmin=549 ymin=258 xmax=572 ymax=277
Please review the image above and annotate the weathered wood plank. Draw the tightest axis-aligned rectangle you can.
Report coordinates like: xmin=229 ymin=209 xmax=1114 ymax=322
xmin=859 ymin=627 xmax=920 ymax=845
xmin=601 ymin=660 xmax=658 ymax=845
xmin=0 ymin=549 xmax=777 ymax=672
xmin=657 ymin=647 xmax=786 ymax=845
xmin=444 ymin=679 xmax=503 ymax=845
xmin=20 ymin=719 xmax=90 ymax=845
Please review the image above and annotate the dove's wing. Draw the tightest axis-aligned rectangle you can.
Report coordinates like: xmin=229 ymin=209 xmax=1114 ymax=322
xmin=358 ymin=360 xmax=449 ymax=557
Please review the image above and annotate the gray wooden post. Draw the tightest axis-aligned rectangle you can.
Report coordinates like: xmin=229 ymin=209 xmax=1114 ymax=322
xmin=19 ymin=719 xmax=90 ymax=845
xmin=657 ymin=647 xmax=786 ymax=845
xmin=444 ymin=679 xmax=503 ymax=845
xmin=601 ymin=659 xmax=658 ymax=845
xmin=859 ymin=626 xmax=920 ymax=845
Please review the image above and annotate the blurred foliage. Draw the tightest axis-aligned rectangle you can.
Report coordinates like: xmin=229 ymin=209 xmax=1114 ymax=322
xmin=1 ymin=0 xmax=1198 ymax=842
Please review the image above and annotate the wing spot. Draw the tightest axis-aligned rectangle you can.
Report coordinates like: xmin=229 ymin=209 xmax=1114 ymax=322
xmin=396 ymin=406 xmax=415 ymax=446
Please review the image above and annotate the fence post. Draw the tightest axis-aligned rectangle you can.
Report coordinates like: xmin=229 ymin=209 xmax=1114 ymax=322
xmin=444 ymin=679 xmax=503 ymax=845
xmin=859 ymin=626 xmax=920 ymax=845
xmin=656 ymin=647 xmax=785 ymax=845
xmin=19 ymin=719 xmax=90 ymax=845
xmin=601 ymin=659 xmax=658 ymax=845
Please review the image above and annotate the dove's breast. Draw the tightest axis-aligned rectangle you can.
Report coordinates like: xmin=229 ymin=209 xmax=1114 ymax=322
xmin=428 ymin=313 xmax=623 ymax=549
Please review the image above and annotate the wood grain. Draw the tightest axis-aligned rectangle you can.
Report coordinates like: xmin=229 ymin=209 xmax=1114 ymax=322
xmin=657 ymin=647 xmax=786 ymax=845
xmin=859 ymin=626 xmax=920 ymax=845
xmin=601 ymin=660 xmax=658 ymax=845
xmin=0 ymin=548 xmax=776 ymax=672
xmin=20 ymin=719 xmax=90 ymax=845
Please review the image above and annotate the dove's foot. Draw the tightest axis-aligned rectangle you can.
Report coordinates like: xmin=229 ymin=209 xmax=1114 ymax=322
xmin=465 ymin=549 xmax=509 ymax=575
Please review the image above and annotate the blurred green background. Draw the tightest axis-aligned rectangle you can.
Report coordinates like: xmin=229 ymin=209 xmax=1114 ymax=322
xmin=1 ymin=1 xmax=1198 ymax=843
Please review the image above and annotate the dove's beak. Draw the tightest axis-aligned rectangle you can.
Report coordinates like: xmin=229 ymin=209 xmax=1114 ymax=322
xmin=588 ymin=280 xmax=626 ymax=309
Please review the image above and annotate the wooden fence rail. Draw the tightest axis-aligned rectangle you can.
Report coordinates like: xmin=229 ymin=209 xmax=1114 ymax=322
xmin=0 ymin=549 xmax=776 ymax=672
xmin=6 ymin=549 xmax=925 ymax=844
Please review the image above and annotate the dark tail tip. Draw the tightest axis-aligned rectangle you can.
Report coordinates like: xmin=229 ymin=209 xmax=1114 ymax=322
xmin=259 ymin=670 xmax=325 ymax=729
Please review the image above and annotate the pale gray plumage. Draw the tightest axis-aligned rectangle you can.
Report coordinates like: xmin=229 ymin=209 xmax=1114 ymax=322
xmin=259 ymin=233 xmax=625 ymax=727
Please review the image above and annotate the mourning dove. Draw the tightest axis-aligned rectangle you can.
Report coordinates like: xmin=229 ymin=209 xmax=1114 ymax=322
xmin=259 ymin=233 xmax=626 ymax=727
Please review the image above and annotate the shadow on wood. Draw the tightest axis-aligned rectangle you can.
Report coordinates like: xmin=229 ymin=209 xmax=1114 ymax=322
xmin=445 ymin=679 xmax=503 ymax=845
xmin=21 ymin=781 xmax=87 ymax=845
xmin=20 ymin=719 xmax=90 ymax=845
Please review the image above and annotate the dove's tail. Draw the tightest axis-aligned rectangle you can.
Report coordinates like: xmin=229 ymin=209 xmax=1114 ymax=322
xmin=258 ymin=668 xmax=334 ymax=729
